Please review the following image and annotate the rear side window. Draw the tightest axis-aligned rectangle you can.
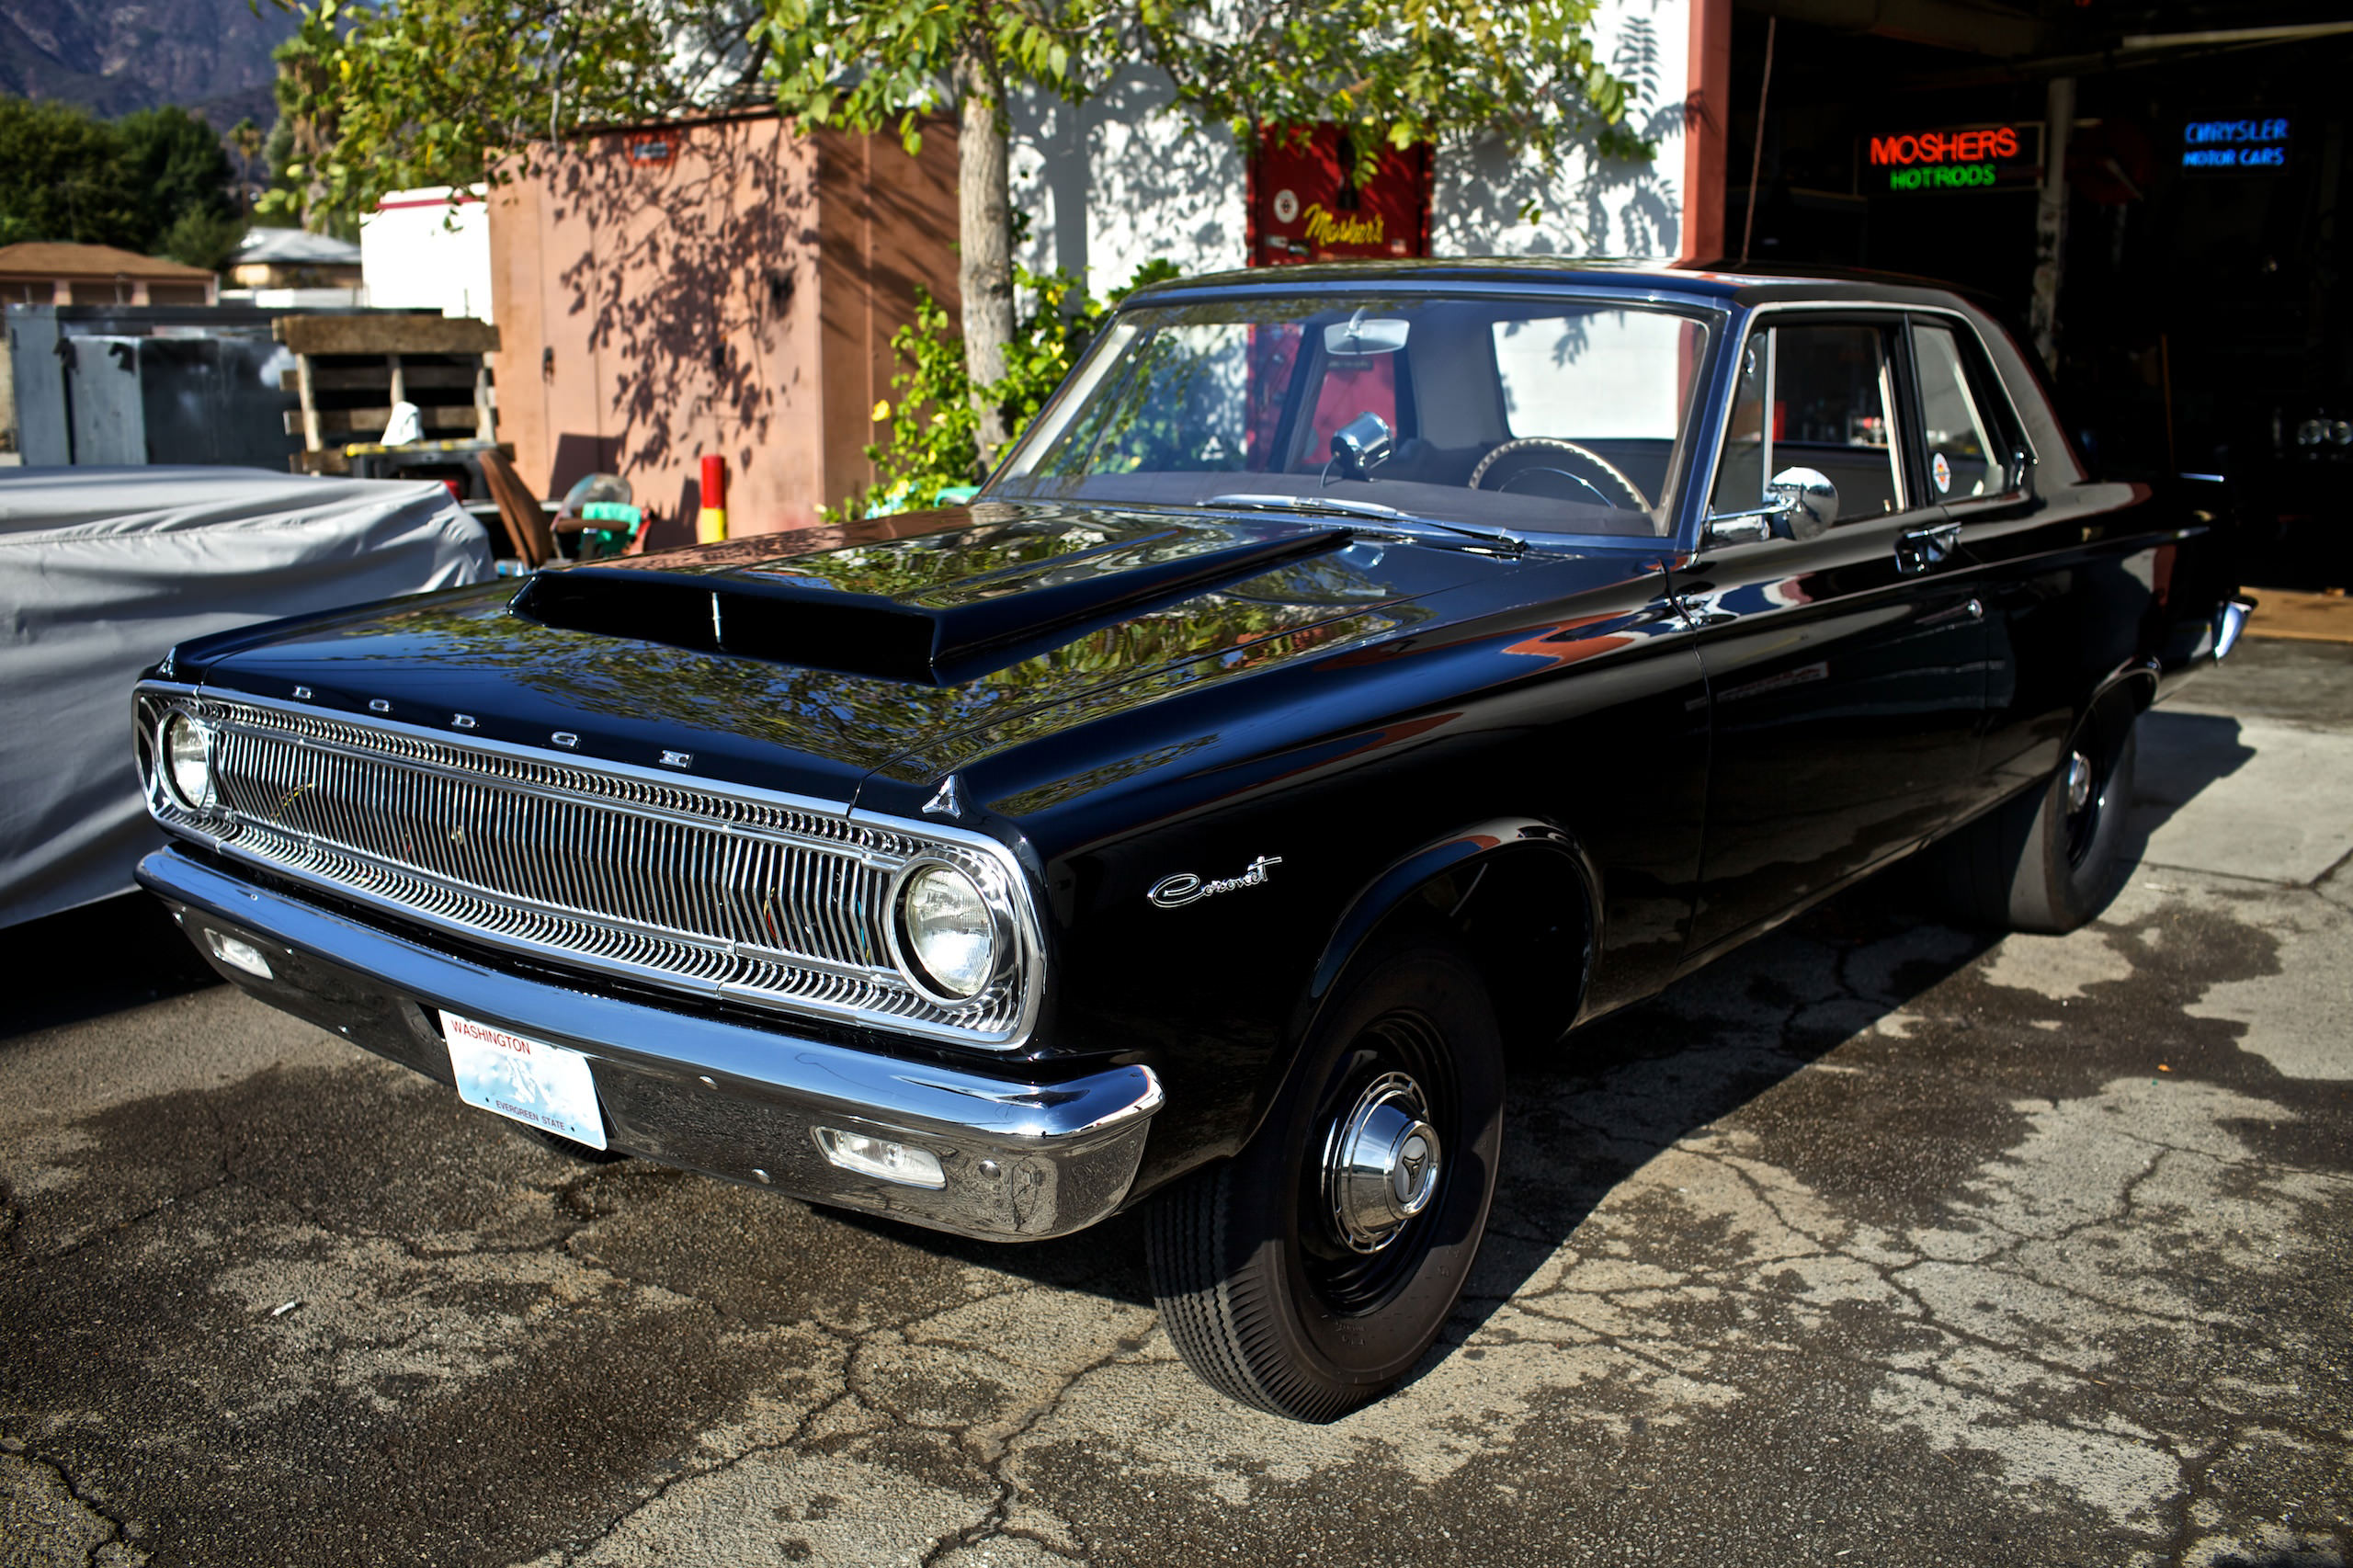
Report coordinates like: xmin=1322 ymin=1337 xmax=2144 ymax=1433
xmin=1711 ymin=320 xmax=1909 ymax=523
xmin=1912 ymin=321 xmax=2015 ymax=498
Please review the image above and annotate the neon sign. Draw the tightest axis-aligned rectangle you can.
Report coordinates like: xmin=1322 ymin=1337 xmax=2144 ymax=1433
xmin=2182 ymin=117 xmax=2289 ymax=173
xmin=1862 ymin=123 xmax=2037 ymax=194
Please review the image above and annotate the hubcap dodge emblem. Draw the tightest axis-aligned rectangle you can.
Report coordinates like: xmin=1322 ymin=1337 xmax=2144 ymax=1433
xmin=1324 ymin=1073 xmax=1442 ymax=1254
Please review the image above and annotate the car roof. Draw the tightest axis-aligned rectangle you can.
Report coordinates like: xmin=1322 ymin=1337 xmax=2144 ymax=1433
xmin=1124 ymin=256 xmax=1983 ymax=315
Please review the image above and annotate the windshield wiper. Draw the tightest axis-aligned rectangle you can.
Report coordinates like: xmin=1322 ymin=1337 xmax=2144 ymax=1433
xmin=1203 ymin=493 xmax=1526 ymax=555
xmin=1206 ymin=492 xmax=1409 ymax=521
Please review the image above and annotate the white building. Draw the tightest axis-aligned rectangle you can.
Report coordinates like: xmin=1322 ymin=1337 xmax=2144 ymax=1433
xmin=1009 ymin=0 xmax=1699 ymax=301
xmin=360 ymin=186 xmax=497 ymax=322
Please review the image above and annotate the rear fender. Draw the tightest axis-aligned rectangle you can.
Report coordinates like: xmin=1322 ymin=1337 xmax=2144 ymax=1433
xmin=2088 ymin=655 xmax=2160 ymax=724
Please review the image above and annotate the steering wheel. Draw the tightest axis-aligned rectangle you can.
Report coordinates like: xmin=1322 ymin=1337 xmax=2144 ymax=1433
xmin=1467 ymin=438 xmax=1651 ymax=511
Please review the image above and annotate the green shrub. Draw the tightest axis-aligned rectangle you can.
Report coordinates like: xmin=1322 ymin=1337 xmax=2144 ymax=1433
xmin=841 ymin=258 xmax=1181 ymax=519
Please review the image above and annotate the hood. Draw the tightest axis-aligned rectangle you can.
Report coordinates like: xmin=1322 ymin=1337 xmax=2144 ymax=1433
xmin=176 ymin=503 xmax=1508 ymax=807
xmin=513 ymin=504 xmax=1346 ymax=685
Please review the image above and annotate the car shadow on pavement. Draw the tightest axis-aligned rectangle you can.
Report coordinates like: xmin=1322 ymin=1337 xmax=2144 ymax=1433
xmin=2115 ymin=708 xmax=2258 ymax=874
xmin=806 ymin=712 xmax=2269 ymax=1341
xmin=4 ymin=890 xmax=222 ymax=1046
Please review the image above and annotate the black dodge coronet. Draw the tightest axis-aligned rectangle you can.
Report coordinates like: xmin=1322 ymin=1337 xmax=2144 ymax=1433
xmin=132 ymin=262 xmax=2249 ymax=1421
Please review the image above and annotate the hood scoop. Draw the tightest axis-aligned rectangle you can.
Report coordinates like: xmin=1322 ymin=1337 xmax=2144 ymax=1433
xmin=510 ymin=514 xmax=1346 ymax=685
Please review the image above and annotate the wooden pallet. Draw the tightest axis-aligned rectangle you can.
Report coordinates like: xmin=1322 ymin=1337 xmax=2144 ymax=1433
xmin=277 ymin=314 xmax=502 ymax=474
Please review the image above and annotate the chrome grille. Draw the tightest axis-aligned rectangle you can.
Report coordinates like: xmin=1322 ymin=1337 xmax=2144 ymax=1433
xmin=136 ymin=689 xmax=1037 ymax=1046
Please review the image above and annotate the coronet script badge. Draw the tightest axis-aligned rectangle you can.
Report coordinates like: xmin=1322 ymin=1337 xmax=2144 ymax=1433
xmin=1148 ymin=856 xmax=1283 ymax=910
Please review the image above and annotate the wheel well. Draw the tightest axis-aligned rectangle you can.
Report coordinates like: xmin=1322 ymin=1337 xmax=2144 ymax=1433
xmin=1340 ymin=844 xmax=1597 ymax=1055
xmin=2091 ymin=660 xmax=2159 ymax=721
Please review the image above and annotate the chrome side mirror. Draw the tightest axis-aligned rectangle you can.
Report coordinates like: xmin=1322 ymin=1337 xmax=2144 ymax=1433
xmin=1330 ymin=412 xmax=1394 ymax=480
xmin=1769 ymin=467 xmax=1837 ymax=539
xmin=1703 ymin=466 xmax=1839 ymax=546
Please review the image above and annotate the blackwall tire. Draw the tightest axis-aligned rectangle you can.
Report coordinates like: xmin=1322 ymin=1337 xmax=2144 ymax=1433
xmin=1930 ymin=706 xmax=2140 ymax=936
xmin=1144 ymin=940 xmax=1504 ymax=1422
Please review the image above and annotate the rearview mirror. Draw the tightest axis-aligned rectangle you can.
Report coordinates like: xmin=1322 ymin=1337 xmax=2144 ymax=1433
xmin=1323 ymin=312 xmax=1410 ymax=357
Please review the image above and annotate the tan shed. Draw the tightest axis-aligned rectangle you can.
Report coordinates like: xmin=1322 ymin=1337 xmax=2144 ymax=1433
xmin=0 ymin=243 xmax=219 ymax=308
xmin=487 ymin=109 xmax=960 ymax=548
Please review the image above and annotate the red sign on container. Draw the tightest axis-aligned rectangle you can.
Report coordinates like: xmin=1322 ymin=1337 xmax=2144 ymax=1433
xmin=1248 ymin=126 xmax=1432 ymax=267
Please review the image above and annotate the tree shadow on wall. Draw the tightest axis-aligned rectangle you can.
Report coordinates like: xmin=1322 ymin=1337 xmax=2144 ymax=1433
xmin=1013 ymin=63 xmax=1245 ymax=291
xmin=1430 ymin=7 xmax=1689 ymax=258
xmin=544 ymin=120 xmax=820 ymax=496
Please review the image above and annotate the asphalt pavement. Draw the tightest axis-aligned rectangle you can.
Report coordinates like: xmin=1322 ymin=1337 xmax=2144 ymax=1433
xmin=4 ymin=639 xmax=2349 ymax=1568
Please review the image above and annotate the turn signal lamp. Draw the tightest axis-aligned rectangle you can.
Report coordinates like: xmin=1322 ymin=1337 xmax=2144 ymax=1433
xmin=813 ymin=1127 xmax=946 ymax=1188
xmin=201 ymin=927 xmax=274 ymax=981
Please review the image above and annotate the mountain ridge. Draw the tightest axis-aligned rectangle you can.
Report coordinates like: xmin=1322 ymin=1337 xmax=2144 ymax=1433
xmin=0 ymin=0 xmax=294 ymax=127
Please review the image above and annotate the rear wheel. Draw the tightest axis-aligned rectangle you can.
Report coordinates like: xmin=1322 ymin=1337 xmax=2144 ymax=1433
xmin=1145 ymin=939 xmax=1504 ymax=1422
xmin=1932 ymin=701 xmax=2140 ymax=934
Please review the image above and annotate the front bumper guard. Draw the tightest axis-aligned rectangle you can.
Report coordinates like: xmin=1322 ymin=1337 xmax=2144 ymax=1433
xmin=138 ymin=846 xmax=1161 ymax=1241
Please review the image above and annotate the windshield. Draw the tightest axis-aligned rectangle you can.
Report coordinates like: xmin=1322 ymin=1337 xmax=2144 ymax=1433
xmin=986 ymin=293 xmax=1713 ymax=538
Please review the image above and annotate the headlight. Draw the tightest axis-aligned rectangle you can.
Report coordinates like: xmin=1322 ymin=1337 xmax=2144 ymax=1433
xmin=160 ymin=711 xmax=213 ymax=809
xmin=893 ymin=861 xmax=996 ymax=1001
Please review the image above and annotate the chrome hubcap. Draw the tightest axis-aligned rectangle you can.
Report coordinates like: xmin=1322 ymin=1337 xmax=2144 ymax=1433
xmin=1324 ymin=1073 xmax=1442 ymax=1254
xmin=2065 ymin=750 xmax=2095 ymax=814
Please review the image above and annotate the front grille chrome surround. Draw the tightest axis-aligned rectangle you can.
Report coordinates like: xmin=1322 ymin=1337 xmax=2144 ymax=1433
xmin=134 ymin=685 xmax=1042 ymax=1048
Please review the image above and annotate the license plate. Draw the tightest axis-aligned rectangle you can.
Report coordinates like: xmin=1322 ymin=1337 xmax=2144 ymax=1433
xmin=439 ymin=1011 xmax=607 ymax=1150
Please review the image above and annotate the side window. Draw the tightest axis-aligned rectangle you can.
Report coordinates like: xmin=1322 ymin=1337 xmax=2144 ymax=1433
xmin=1912 ymin=322 xmax=2014 ymax=499
xmin=1711 ymin=321 xmax=1909 ymax=523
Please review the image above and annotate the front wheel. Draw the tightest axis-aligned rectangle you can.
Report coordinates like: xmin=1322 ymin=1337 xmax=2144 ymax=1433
xmin=1145 ymin=939 xmax=1504 ymax=1422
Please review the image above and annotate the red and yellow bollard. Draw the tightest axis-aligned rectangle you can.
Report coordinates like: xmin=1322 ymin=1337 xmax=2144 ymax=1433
xmin=697 ymin=453 xmax=728 ymax=543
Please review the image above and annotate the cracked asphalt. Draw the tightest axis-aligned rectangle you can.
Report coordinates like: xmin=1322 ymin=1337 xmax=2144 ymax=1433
xmin=5 ymin=639 xmax=2350 ymax=1568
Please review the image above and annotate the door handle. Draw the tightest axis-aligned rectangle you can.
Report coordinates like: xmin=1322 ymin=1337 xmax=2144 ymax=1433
xmin=1670 ymin=593 xmax=1735 ymax=629
xmin=1895 ymin=521 xmax=1962 ymax=575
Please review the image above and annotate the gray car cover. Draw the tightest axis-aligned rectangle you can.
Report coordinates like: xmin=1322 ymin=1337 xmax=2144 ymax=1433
xmin=0 ymin=466 xmax=494 ymax=929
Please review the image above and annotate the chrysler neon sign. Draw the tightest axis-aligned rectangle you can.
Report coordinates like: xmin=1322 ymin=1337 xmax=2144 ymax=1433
xmin=2182 ymin=117 xmax=2290 ymax=173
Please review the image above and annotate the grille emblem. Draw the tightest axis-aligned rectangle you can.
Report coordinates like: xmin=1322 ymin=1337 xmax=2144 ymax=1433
xmin=923 ymin=775 xmax=966 ymax=818
xmin=292 ymin=686 xmax=313 ymax=699
xmin=551 ymin=732 xmax=580 ymax=748
xmin=661 ymin=749 xmax=692 ymax=767
xmin=452 ymin=714 xmax=477 ymax=730
xmin=368 ymin=699 xmax=392 ymax=713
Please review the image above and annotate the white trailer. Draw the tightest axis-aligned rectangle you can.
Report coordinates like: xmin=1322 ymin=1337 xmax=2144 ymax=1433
xmin=360 ymin=186 xmax=496 ymax=323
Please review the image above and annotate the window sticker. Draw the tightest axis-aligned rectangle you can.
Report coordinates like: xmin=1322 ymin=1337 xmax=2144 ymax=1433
xmin=1932 ymin=451 xmax=1953 ymax=494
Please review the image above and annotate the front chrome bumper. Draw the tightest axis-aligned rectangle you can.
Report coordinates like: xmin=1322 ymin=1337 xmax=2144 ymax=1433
xmin=138 ymin=846 xmax=1161 ymax=1241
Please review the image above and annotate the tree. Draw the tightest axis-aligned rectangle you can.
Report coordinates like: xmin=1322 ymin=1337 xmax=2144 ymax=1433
xmin=118 ymin=106 xmax=241 ymax=264
xmin=258 ymin=0 xmax=767 ymax=234
xmin=1147 ymin=0 xmax=1653 ymax=186
xmin=0 ymin=96 xmax=238 ymax=258
xmin=760 ymin=0 xmax=1650 ymax=474
xmin=760 ymin=0 xmax=1121 ymax=469
xmin=0 ymin=97 xmax=144 ymax=249
xmin=229 ymin=117 xmax=268 ymax=220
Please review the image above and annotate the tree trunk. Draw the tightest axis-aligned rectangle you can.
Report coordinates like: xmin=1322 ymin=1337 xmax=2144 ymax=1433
xmin=958 ymin=44 xmax=1015 ymax=471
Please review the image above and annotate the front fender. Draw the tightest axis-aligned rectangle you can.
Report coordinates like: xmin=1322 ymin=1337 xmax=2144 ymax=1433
xmin=1303 ymin=816 xmax=1601 ymax=1025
